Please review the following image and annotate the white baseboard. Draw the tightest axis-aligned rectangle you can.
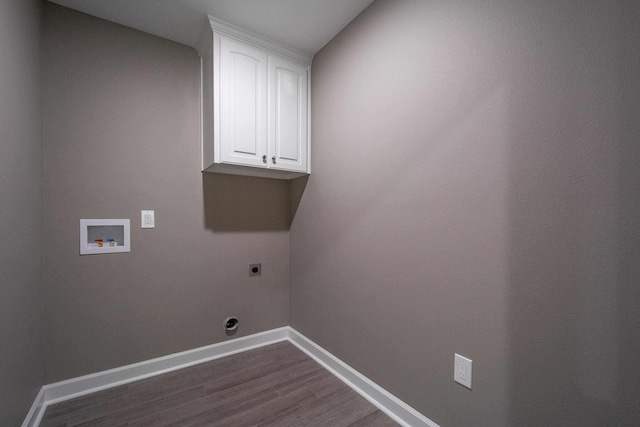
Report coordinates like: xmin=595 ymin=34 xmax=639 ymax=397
xmin=23 ymin=327 xmax=438 ymax=427
xmin=22 ymin=327 xmax=289 ymax=427
xmin=287 ymin=328 xmax=439 ymax=427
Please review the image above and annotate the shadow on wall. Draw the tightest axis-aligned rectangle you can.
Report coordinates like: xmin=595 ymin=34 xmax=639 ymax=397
xmin=202 ymin=172 xmax=308 ymax=231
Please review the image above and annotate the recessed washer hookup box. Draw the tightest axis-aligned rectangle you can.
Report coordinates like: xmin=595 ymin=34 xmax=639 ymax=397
xmin=80 ymin=219 xmax=130 ymax=255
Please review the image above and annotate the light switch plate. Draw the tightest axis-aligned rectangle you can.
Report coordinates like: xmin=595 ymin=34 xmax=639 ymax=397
xmin=141 ymin=210 xmax=155 ymax=228
xmin=454 ymin=353 xmax=472 ymax=389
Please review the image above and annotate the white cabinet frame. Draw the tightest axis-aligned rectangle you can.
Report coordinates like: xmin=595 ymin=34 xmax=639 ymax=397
xmin=197 ymin=15 xmax=312 ymax=180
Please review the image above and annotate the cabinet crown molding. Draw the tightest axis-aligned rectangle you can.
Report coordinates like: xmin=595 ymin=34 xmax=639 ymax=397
xmin=196 ymin=15 xmax=313 ymax=66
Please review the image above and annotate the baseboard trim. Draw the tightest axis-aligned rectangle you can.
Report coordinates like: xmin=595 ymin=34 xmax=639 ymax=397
xmin=22 ymin=388 xmax=45 ymax=427
xmin=23 ymin=327 xmax=438 ymax=427
xmin=287 ymin=328 xmax=439 ymax=427
xmin=22 ymin=327 xmax=289 ymax=427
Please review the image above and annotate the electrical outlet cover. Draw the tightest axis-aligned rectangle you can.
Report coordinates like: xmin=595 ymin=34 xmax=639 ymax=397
xmin=141 ymin=210 xmax=155 ymax=228
xmin=249 ymin=263 xmax=261 ymax=277
xmin=454 ymin=353 xmax=472 ymax=389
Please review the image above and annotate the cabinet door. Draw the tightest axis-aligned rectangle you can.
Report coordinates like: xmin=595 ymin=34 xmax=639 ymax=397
xmin=219 ymin=35 xmax=268 ymax=167
xmin=269 ymin=56 xmax=308 ymax=172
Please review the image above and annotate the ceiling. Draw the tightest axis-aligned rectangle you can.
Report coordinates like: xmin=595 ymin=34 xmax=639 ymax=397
xmin=48 ymin=0 xmax=375 ymax=57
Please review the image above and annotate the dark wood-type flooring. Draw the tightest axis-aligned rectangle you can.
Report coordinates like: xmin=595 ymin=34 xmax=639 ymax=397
xmin=41 ymin=341 xmax=399 ymax=426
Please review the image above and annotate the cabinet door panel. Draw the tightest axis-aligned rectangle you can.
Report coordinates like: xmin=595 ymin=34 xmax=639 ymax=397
xmin=276 ymin=68 xmax=300 ymax=160
xmin=220 ymin=37 xmax=267 ymax=166
xmin=269 ymin=57 xmax=308 ymax=172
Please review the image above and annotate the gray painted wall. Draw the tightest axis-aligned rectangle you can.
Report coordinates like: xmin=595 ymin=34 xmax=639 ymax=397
xmin=0 ymin=0 xmax=44 ymax=424
xmin=43 ymin=4 xmax=290 ymax=382
xmin=290 ymin=1 xmax=640 ymax=426
xmin=28 ymin=1 xmax=640 ymax=425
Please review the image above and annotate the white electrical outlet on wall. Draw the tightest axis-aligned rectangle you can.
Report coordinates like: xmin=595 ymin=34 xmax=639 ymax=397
xmin=454 ymin=353 xmax=472 ymax=389
xmin=141 ymin=210 xmax=155 ymax=228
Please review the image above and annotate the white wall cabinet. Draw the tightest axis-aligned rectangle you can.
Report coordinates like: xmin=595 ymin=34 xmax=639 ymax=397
xmin=198 ymin=16 xmax=311 ymax=179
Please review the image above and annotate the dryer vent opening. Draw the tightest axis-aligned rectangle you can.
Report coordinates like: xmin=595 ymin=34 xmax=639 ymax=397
xmin=224 ymin=317 xmax=239 ymax=331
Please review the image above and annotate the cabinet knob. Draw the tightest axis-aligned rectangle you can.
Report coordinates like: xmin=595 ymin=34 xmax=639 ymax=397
xmin=262 ymin=155 xmax=267 ymax=164
xmin=272 ymin=156 xmax=276 ymax=164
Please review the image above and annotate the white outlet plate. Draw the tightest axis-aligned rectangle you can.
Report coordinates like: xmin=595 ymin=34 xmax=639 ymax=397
xmin=454 ymin=353 xmax=472 ymax=389
xmin=141 ymin=210 xmax=155 ymax=228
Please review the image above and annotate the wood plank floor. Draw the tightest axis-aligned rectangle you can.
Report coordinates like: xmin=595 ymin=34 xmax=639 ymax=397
xmin=41 ymin=341 xmax=399 ymax=426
